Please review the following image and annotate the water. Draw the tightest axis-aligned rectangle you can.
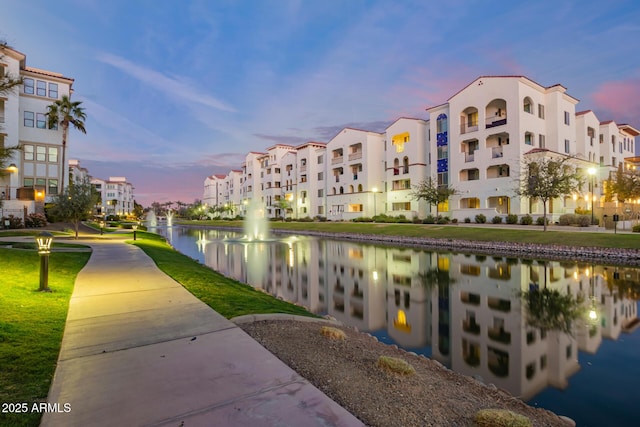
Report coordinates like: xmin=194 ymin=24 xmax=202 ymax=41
xmin=242 ymin=199 xmax=269 ymax=241
xmin=166 ymin=210 xmax=174 ymax=228
xmin=158 ymin=226 xmax=640 ymax=426
xmin=145 ymin=210 xmax=157 ymax=227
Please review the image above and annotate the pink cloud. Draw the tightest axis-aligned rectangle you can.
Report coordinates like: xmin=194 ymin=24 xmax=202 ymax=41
xmin=590 ymin=76 xmax=640 ymax=125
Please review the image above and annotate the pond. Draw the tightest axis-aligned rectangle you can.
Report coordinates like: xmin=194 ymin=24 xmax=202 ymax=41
xmin=157 ymin=226 xmax=640 ymax=427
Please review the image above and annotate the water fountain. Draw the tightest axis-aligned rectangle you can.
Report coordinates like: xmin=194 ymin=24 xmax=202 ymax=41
xmin=145 ymin=210 xmax=157 ymax=228
xmin=166 ymin=209 xmax=174 ymax=227
xmin=242 ymin=199 xmax=270 ymax=241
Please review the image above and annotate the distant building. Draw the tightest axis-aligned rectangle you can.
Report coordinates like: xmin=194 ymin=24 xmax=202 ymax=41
xmin=91 ymin=176 xmax=135 ymax=217
xmin=203 ymin=75 xmax=639 ymax=223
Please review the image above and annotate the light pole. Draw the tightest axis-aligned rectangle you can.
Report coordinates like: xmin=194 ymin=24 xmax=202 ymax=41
xmin=100 ymin=220 xmax=105 ymax=235
xmin=35 ymin=231 xmax=53 ymax=292
xmin=132 ymin=222 xmax=138 ymax=241
xmin=588 ymin=167 xmax=596 ymax=225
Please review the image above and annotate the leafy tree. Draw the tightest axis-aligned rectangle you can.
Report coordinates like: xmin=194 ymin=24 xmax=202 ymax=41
xmin=133 ymin=200 xmax=144 ymax=219
xmin=47 ymin=95 xmax=87 ymax=194
xmin=605 ymin=164 xmax=640 ymax=205
xmin=275 ymin=198 xmax=291 ymax=220
xmin=410 ymin=176 xmax=457 ymax=219
xmin=516 ymin=155 xmax=583 ymax=231
xmin=48 ymin=177 xmax=99 ymax=238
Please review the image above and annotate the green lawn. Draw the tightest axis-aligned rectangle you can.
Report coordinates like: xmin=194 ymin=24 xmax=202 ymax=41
xmin=179 ymin=220 xmax=640 ymax=250
xmin=132 ymin=232 xmax=314 ymax=319
xmin=0 ymin=249 xmax=90 ymax=427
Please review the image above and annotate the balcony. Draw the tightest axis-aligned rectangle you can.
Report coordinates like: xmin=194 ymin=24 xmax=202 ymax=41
xmin=463 ymin=319 xmax=481 ymax=335
xmin=348 ymin=151 xmax=362 ymax=161
xmin=486 ymin=115 xmax=507 ymax=129
xmin=488 ymin=327 xmax=511 ymax=344
xmin=331 ymin=156 xmax=343 ymax=165
xmin=460 ymin=122 xmax=478 ymax=134
xmin=461 ymin=292 xmax=480 ymax=305
xmin=465 ymin=152 xmax=475 ymax=162
xmin=492 ymin=147 xmax=503 ymax=158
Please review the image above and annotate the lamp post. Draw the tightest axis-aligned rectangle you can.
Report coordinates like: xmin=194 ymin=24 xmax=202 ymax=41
xmin=35 ymin=231 xmax=53 ymax=292
xmin=100 ymin=220 xmax=105 ymax=235
xmin=588 ymin=167 xmax=596 ymax=225
xmin=132 ymin=222 xmax=138 ymax=241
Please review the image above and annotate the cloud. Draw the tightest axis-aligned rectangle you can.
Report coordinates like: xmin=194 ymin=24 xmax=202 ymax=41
xmin=589 ymin=74 xmax=640 ymax=124
xmin=96 ymin=52 xmax=236 ymax=113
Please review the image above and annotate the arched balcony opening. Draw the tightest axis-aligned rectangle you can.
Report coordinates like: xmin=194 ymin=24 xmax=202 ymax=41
xmin=462 ymin=138 xmax=479 ymax=162
xmin=393 ymin=158 xmax=400 ymax=175
xmin=460 ymin=106 xmax=479 ymax=134
xmin=485 ymin=99 xmax=507 ymax=128
xmin=349 ymin=185 xmax=354 ymax=193
xmin=403 ymin=156 xmax=409 ymax=174
xmin=488 ymin=196 xmax=510 ymax=214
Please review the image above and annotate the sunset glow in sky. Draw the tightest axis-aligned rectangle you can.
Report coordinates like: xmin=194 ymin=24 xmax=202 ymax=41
xmin=2 ymin=0 xmax=639 ymax=207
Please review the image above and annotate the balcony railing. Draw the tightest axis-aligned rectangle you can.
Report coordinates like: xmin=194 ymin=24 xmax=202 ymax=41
xmin=465 ymin=152 xmax=475 ymax=162
xmin=331 ymin=156 xmax=343 ymax=165
xmin=463 ymin=320 xmax=481 ymax=335
xmin=488 ymin=327 xmax=511 ymax=344
xmin=486 ymin=115 xmax=507 ymax=128
xmin=348 ymin=151 xmax=362 ymax=161
xmin=492 ymin=147 xmax=504 ymax=158
xmin=460 ymin=122 xmax=478 ymax=134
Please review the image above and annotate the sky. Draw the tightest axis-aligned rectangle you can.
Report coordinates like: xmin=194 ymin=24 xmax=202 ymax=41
xmin=2 ymin=0 xmax=640 ymax=207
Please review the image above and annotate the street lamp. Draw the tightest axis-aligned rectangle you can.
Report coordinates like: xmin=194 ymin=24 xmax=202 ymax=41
xmin=132 ymin=222 xmax=138 ymax=241
xmin=588 ymin=167 xmax=596 ymax=225
xmin=100 ymin=220 xmax=105 ymax=235
xmin=34 ymin=231 xmax=53 ymax=292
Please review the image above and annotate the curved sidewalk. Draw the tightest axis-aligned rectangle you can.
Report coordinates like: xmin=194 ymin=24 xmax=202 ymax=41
xmin=41 ymin=236 xmax=363 ymax=427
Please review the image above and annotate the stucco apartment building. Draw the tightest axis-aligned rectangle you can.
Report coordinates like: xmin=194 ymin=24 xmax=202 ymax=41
xmin=204 ymin=75 xmax=639 ymax=222
xmin=1 ymin=45 xmax=74 ymax=219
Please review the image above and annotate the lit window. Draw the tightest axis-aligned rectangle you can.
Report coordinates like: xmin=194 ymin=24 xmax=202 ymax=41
xmin=24 ymin=144 xmax=34 ymax=160
xmin=48 ymin=147 xmax=58 ymax=162
xmin=36 ymin=146 xmax=46 ymax=161
xmin=36 ymin=113 xmax=46 ymax=129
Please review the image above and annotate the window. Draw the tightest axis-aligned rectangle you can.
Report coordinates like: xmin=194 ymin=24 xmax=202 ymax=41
xmin=524 ymin=132 xmax=533 ymax=145
xmin=539 ymin=134 xmax=546 ymax=148
xmin=48 ymin=83 xmax=58 ymax=98
xmin=36 ymin=178 xmax=46 ymax=187
xmin=317 ymin=172 xmax=323 ymax=181
xmin=36 ymin=113 xmax=46 ymax=129
xmin=538 ymin=104 xmax=545 ymax=119
xmin=48 ymin=147 xmax=58 ymax=162
xmin=24 ymin=111 xmax=34 ymax=127
xmin=36 ymin=80 xmax=47 ymax=97
xmin=23 ymin=178 xmax=34 ymax=187
xmin=564 ymin=139 xmax=570 ymax=153
xmin=317 ymin=155 xmax=323 ymax=164
xmin=23 ymin=78 xmax=34 ymax=94
xmin=48 ymin=179 xmax=58 ymax=195
xmin=318 ymin=189 xmax=323 ymax=197
xmin=36 ymin=146 xmax=47 ymax=162
xmin=23 ymin=144 xmax=34 ymax=160
xmin=523 ymin=98 xmax=533 ymax=113
xmin=564 ymin=111 xmax=570 ymax=125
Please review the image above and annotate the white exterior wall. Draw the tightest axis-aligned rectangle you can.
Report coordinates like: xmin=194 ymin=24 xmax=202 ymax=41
xmin=384 ymin=118 xmax=429 ymax=218
xmin=295 ymin=142 xmax=326 ymax=218
xmin=1 ymin=46 xmax=74 ymax=220
xmin=326 ymin=128 xmax=384 ymax=220
xmin=203 ymin=174 xmax=224 ymax=207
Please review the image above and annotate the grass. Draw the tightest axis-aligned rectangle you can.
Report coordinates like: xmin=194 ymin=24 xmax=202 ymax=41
xmin=178 ymin=220 xmax=640 ymax=250
xmin=131 ymin=232 xmax=315 ymax=319
xmin=474 ymin=409 xmax=533 ymax=427
xmin=0 ymin=249 xmax=90 ymax=427
xmin=376 ymin=355 xmax=416 ymax=376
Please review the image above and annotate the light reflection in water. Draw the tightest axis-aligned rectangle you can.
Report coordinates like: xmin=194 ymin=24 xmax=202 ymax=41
xmin=159 ymin=226 xmax=640 ymax=418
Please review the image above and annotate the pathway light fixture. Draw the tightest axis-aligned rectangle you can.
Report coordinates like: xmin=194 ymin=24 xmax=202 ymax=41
xmin=35 ymin=231 xmax=53 ymax=292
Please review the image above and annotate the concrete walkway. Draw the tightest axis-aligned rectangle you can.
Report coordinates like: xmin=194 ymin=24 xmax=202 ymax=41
xmin=39 ymin=235 xmax=363 ymax=427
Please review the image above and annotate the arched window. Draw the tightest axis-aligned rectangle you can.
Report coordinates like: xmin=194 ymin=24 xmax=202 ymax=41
xmin=393 ymin=158 xmax=400 ymax=175
xmin=358 ymin=184 xmax=363 ymax=192
xmin=332 ymin=187 xmax=336 ymax=195
xmin=523 ymin=97 xmax=533 ymax=114
xmin=403 ymin=156 xmax=409 ymax=174
xmin=339 ymin=187 xmax=344 ymax=194
xmin=349 ymin=185 xmax=354 ymax=193
xmin=436 ymin=113 xmax=448 ymax=133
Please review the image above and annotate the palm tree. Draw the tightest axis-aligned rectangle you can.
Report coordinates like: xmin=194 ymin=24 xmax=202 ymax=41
xmin=47 ymin=95 xmax=87 ymax=194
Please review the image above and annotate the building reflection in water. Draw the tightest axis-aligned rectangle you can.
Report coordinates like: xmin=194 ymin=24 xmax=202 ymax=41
xmin=163 ymin=227 xmax=639 ymax=402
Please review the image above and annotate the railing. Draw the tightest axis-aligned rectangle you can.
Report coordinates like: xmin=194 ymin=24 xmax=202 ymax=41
xmin=331 ymin=156 xmax=343 ymax=165
xmin=460 ymin=122 xmax=478 ymax=134
xmin=488 ymin=327 xmax=511 ymax=344
xmin=463 ymin=320 xmax=480 ymax=335
xmin=300 ymin=165 xmax=307 ymax=172
xmin=486 ymin=115 xmax=507 ymax=128
xmin=348 ymin=152 xmax=362 ymax=161
xmin=492 ymin=147 xmax=503 ymax=158
xmin=465 ymin=152 xmax=475 ymax=162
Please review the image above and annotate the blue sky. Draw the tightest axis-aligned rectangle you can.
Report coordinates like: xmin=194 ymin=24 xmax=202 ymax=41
xmin=2 ymin=0 xmax=640 ymax=206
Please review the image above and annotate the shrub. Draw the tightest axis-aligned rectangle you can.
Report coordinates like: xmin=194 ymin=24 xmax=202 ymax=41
xmin=475 ymin=213 xmax=486 ymax=224
xmin=25 ymin=212 xmax=48 ymax=228
xmin=2 ymin=215 xmax=23 ymax=229
xmin=491 ymin=215 xmax=503 ymax=224
xmin=464 ymin=217 xmax=471 ymax=223
xmin=520 ymin=215 xmax=533 ymax=225
xmin=314 ymin=215 xmax=327 ymax=222
xmin=576 ymin=215 xmax=591 ymax=227
xmin=452 ymin=218 xmax=458 ymax=224
xmin=376 ymin=356 xmax=415 ymax=376
xmin=423 ymin=215 xmax=436 ymax=224
xmin=297 ymin=216 xmax=314 ymax=222
xmin=412 ymin=216 xmax=422 ymax=224
xmin=320 ymin=326 xmax=346 ymax=340
xmin=474 ymin=409 xmax=532 ymax=427
xmin=352 ymin=216 xmax=374 ymax=222
xmin=633 ymin=224 xmax=640 ymax=233
xmin=436 ymin=216 xmax=450 ymax=224
xmin=506 ymin=214 xmax=518 ymax=224
xmin=536 ymin=216 xmax=548 ymax=226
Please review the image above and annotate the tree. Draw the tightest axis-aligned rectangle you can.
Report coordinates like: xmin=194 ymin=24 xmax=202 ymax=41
xmin=133 ymin=200 xmax=144 ymax=219
xmin=49 ymin=177 xmax=98 ymax=238
xmin=516 ymin=155 xmax=583 ymax=231
xmin=605 ymin=164 xmax=640 ymax=205
xmin=275 ymin=198 xmax=291 ymax=220
xmin=410 ymin=176 xmax=457 ymax=219
xmin=47 ymin=95 xmax=87 ymax=194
